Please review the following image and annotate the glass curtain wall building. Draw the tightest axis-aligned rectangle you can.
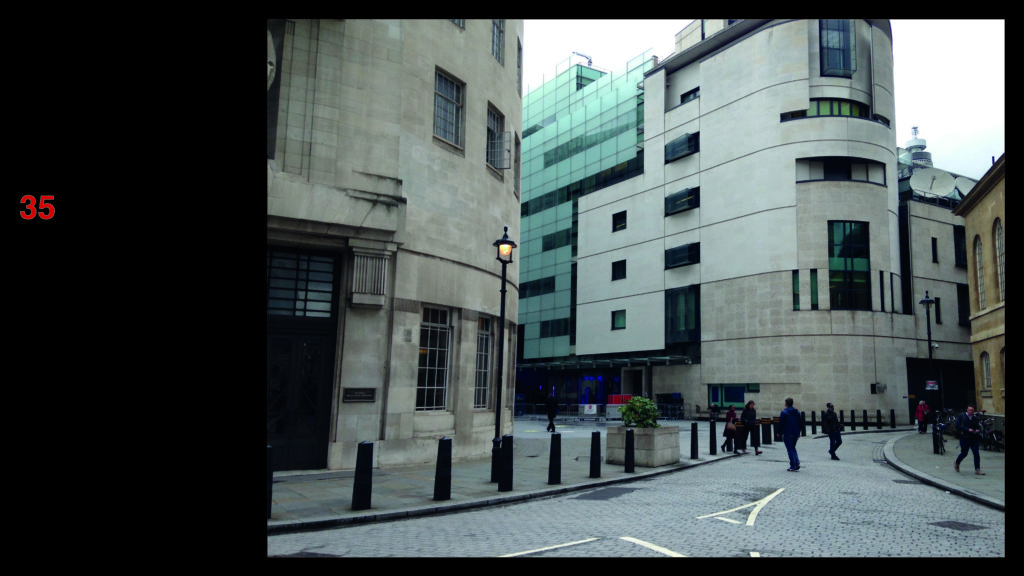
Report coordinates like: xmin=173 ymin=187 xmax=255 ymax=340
xmin=517 ymin=51 xmax=653 ymax=406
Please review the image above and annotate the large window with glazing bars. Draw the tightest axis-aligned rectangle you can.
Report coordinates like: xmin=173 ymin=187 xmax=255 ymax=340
xmin=828 ymin=221 xmax=870 ymax=310
xmin=434 ymin=70 xmax=464 ymax=147
xmin=418 ymin=307 xmax=451 ymax=411
xmin=820 ymin=19 xmax=856 ymax=78
xmin=474 ymin=317 xmax=492 ymax=408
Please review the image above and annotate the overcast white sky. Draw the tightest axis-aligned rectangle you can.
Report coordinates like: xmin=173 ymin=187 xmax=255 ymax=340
xmin=522 ymin=20 xmax=1004 ymax=181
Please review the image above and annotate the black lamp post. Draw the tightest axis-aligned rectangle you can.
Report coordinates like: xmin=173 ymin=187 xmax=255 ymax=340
xmin=919 ymin=290 xmax=940 ymax=452
xmin=491 ymin=226 xmax=516 ymax=483
xmin=918 ymin=290 xmax=936 ymax=404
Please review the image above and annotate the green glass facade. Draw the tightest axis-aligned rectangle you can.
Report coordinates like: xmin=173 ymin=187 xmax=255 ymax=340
xmin=519 ymin=51 xmax=652 ymax=360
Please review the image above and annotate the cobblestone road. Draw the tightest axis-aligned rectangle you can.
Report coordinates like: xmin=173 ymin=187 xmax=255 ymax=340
xmin=267 ymin=433 xmax=1004 ymax=557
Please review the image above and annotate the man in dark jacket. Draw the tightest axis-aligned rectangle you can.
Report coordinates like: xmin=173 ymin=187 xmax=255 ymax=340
xmin=954 ymin=405 xmax=985 ymax=475
xmin=777 ymin=398 xmax=802 ymax=471
xmin=822 ymin=402 xmax=843 ymax=460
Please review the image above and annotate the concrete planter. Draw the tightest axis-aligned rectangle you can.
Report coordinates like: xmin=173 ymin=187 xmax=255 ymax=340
xmin=606 ymin=426 xmax=680 ymax=467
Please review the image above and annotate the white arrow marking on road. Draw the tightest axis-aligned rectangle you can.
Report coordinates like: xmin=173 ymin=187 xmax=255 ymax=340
xmin=619 ymin=537 xmax=686 ymax=557
xmin=696 ymin=487 xmax=785 ymax=527
xmin=500 ymin=538 xmax=599 ymax=557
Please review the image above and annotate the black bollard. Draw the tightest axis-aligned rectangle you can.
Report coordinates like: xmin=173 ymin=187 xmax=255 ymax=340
xmin=735 ymin=421 xmax=745 ymax=452
xmin=811 ymin=410 xmax=818 ymax=435
xmin=839 ymin=411 xmax=845 ymax=431
xmin=890 ymin=409 xmax=896 ymax=429
xmin=490 ymin=437 xmax=501 ymax=483
xmin=351 ymin=441 xmax=374 ymax=511
xmin=850 ymin=410 xmax=857 ymax=431
xmin=800 ymin=411 xmax=807 ymax=437
xmin=549 ymin=433 xmax=561 ymax=485
xmin=863 ymin=410 xmax=869 ymax=430
xmin=876 ymin=410 xmax=882 ymax=430
xmin=709 ymin=418 xmax=717 ymax=455
xmin=771 ymin=417 xmax=780 ymax=444
xmin=434 ymin=437 xmax=452 ymax=501
xmin=590 ymin=431 xmax=601 ymax=478
xmin=625 ymin=429 xmax=635 ymax=473
xmin=499 ymin=434 xmax=513 ymax=492
xmin=691 ymin=422 xmax=698 ymax=459
xmin=267 ymin=445 xmax=273 ymax=519
xmin=762 ymin=418 xmax=772 ymax=445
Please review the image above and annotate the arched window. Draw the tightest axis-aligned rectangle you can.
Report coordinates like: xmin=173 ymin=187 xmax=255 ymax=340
xmin=980 ymin=351 xmax=992 ymax=390
xmin=975 ymin=236 xmax=987 ymax=309
xmin=993 ymin=219 xmax=1004 ymax=303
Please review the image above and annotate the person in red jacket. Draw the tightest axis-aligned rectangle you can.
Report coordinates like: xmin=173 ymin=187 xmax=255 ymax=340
xmin=916 ymin=400 xmax=930 ymax=434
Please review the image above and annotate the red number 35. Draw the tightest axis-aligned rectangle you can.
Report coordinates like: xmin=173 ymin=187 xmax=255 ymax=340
xmin=21 ymin=195 xmax=54 ymax=220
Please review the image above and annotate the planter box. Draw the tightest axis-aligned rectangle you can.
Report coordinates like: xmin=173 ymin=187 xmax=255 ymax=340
xmin=606 ymin=426 xmax=680 ymax=467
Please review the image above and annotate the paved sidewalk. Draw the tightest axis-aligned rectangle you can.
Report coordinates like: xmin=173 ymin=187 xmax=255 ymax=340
xmin=883 ymin=427 xmax=1004 ymax=510
xmin=268 ymin=420 xmax=1003 ymax=535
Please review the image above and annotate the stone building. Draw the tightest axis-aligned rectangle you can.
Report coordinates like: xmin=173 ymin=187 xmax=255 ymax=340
xmin=267 ymin=19 xmax=523 ymax=471
xmin=953 ymin=154 xmax=1005 ymax=416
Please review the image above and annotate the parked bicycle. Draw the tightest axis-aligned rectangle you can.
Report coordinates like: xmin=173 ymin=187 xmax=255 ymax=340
xmin=978 ymin=417 xmax=1004 ymax=452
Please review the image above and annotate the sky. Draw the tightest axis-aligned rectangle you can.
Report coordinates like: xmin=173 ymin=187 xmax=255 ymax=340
xmin=522 ymin=20 xmax=1004 ymax=181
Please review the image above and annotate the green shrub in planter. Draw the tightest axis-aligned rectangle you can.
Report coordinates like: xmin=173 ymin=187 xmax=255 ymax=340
xmin=619 ymin=396 xmax=660 ymax=428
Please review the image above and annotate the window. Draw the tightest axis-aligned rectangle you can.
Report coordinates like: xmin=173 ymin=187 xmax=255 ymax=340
xmin=879 ymin=270 xmax=885 ymax=312
xmin=491 ymin=19 xmax=504 ymax=64
xmin=612 ymin=259 xmax=626 ymax=281
xmin=828 ymin=221 xmax=870 ymax=310
xmin=981 ymin=352 xmax=992 ymax=390
xmin=957 ymin=283 xmax=970 ymax=326
xmin=666 ymin=242 xmax=700 ymax=269
xmin=665 ymin=132 xmax=699 ymax=163
xmin=792 ymin=270 xmax=800 ymax=310
xmin=516 ymin=38 xmax=523 ymax=95
xmin=267 ymin=249 xmax=336 ymax=318
xmin=475 ymin=317 xmax=492 ymax=408
xmin=434 ymin=70 xmax=464 ymax=147
xmin=799 ymin=157 xmax=885 ymax=186
xmin=934 ymin=296 xmax=942 ymax=324
xmin=811 ymin=269 xmax=819 ymax=310
xmin=486 ymin=106 xmax=509 ymax=169
xmin=666 ymin=285 xmax=700 ymax=343
xmin=418 ymin=307 xmax=451 ymax=411
xmin=974 ymin=236 xmax=987 ymax=309
xmin=611 ymin=309 xmax=626 ymax=330
xmin=665 ymin=187 xmax=699 ymax=215
xmin=820 ymin=20 xmax=856 ymax=78
xmin=931 ymin=237 xmax=939 ymax=263
xmin=680 ymin=87 xmax=700 ymax=105
xmin=613 ymin=210 xmax=627 ymax=232
xmin=994 ymin=218 xmax=1004 ymax=302
xmin=953 ymin=225 xmax=968 ymax=268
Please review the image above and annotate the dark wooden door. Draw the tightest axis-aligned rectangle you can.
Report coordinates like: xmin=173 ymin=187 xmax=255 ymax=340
xmin=267 ymin=331 xmax=334 ymax=471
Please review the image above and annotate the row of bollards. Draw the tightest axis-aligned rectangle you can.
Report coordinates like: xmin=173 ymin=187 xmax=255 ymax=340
xmin=275 ymin=412 xmax=904 ymax=518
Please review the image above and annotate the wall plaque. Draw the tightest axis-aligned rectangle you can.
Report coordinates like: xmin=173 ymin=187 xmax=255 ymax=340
xmin=343 ymin=388 xmax=376 ymax=403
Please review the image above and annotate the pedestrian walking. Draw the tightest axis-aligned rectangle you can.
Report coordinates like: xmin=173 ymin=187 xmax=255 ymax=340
xmin=722 ymin=405 xmax=737 ymax=453
xmin=953 ymin=405 xmax=985 ymax=475
xmin=776 ymin=398 xmax=801 ymax=471
xmin=740 ymin=400 xmax=762 ymax=455
xmin=916 ymin=400 xmax=930 ymax=434
xmin=545 ymin=392 xmax=558 ymax=433
xmin=822 ymin=402 xmax=843 ymax=460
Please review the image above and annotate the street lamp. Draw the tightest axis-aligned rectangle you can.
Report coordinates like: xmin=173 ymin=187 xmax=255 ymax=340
xmin=919 ymin=291 xmax=940 ymax=452
xmin=491 ymin=226 xmax=516 ymax=483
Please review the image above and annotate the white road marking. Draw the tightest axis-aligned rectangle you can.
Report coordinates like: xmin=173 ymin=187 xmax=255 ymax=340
xmin=696 ymin=487 xmax=785 ymax=526
xmin=750 ymin=551 xmax=761 ymax=557
xmin=619 ymin=537 xmax=686 ymax=557
xmin=500 ymin=538 xmax=599 ymax=557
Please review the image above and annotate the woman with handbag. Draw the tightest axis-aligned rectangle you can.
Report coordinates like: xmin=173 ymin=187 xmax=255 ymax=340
xmin=722 ymin=405 xmax=737 ymax=453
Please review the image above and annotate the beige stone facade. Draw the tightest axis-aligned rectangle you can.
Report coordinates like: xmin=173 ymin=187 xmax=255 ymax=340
xmin=267 ymin=20 xmax=522 ymax=471
xmin=953 ymin=155 xmax=1005 ymax=416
